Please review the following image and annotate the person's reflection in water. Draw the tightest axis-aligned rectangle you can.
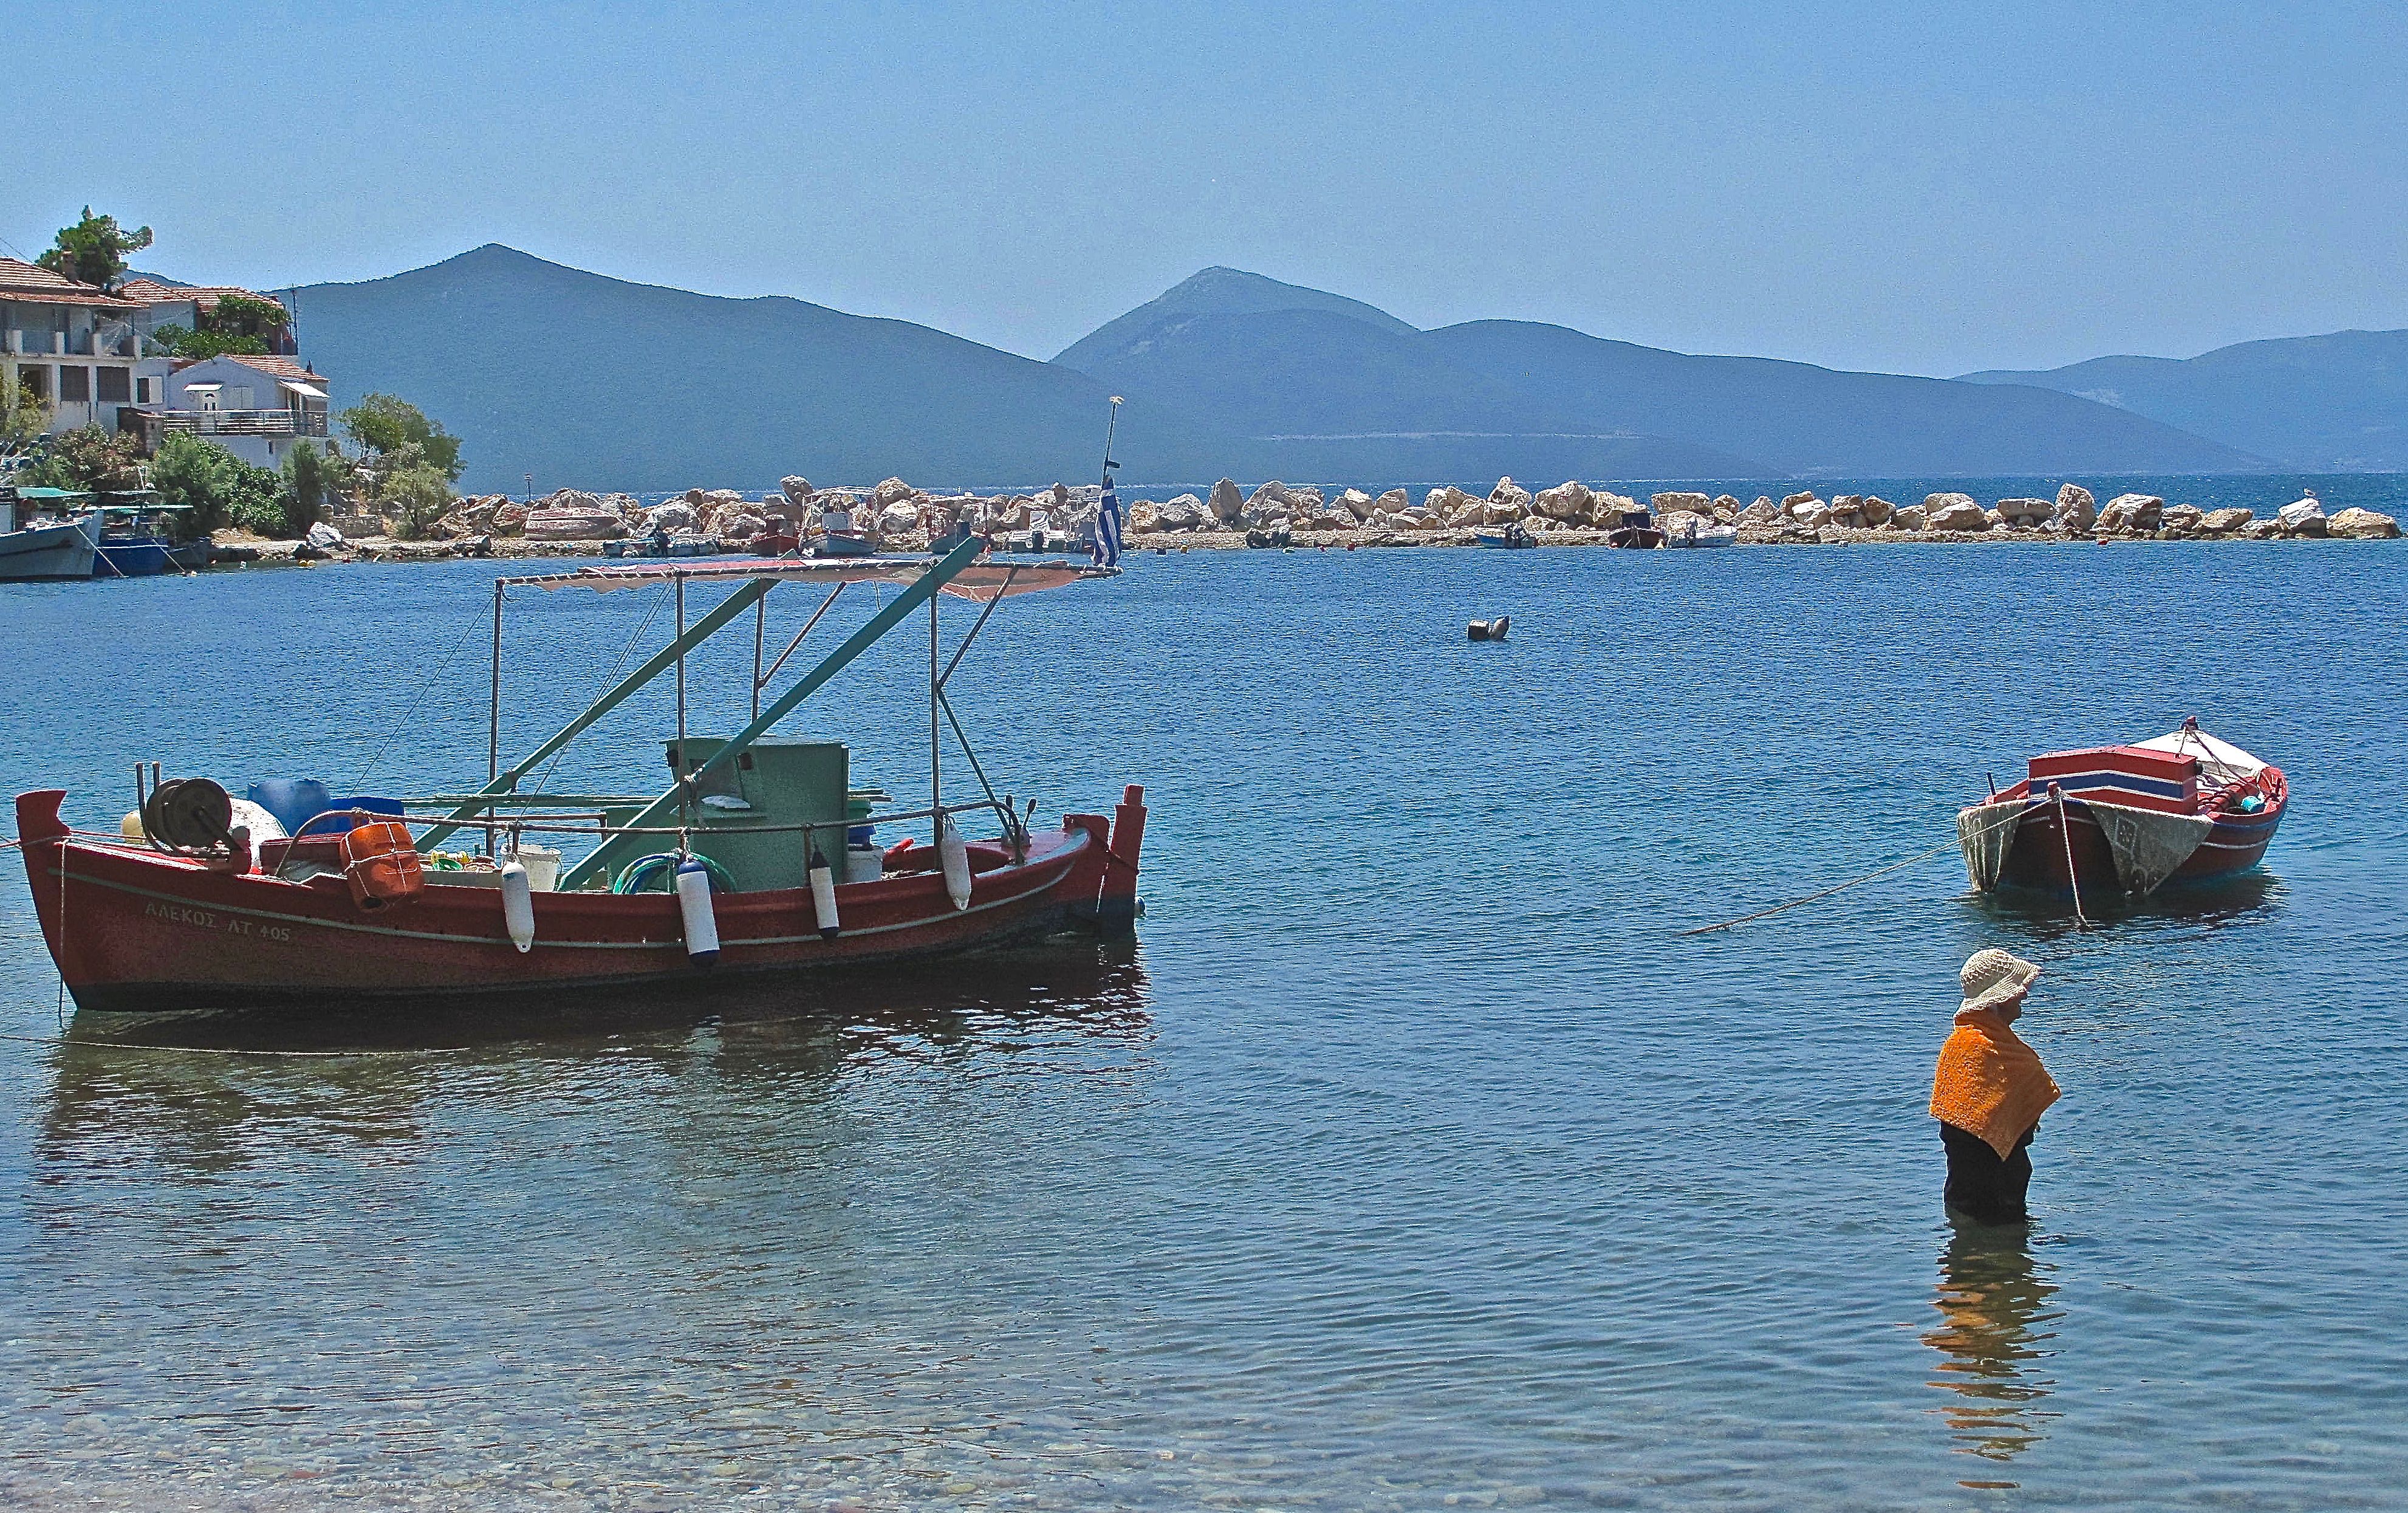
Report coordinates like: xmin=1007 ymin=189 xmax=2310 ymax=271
xmin=1923 ymin=1222 xmax=2062 ymax=1485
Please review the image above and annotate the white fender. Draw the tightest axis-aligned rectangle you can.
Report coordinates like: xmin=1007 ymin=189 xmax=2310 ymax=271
xmin=500 ymin=859 xmax=535 ymax=953
xmin=676 ymin=856 xmax=720 ymax=962
xmin=937 ymin=814 xmax=972 ymax=912
xmin=808 ymin=846 xmax=840 ymax=939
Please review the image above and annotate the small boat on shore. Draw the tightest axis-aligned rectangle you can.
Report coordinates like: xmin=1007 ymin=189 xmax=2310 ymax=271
xmin=1957 ymin=719 xmax=2288 ymax=900
xmin=1665 ymin=519 xmax=1736 ymax=548
xmin=1476 ymin=523 xmax=1536 ymax=549
xmin=16 ymin=541 xmax=1148 ymax=1015
xmin=1607 ymin=507 xmax=1666 ymax=549
xmin=0 ymin=488 xmax=103 ymax=582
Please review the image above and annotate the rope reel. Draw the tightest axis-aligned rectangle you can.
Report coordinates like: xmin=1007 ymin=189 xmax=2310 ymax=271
xmin=140 ymin=778 xmax=233 ymax=856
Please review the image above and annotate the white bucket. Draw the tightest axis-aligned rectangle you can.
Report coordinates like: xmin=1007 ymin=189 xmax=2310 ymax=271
xmin=515 ymin=845 xmax=561 ymax=891
xmin=844 ymin=842 xmax=883 ymax=883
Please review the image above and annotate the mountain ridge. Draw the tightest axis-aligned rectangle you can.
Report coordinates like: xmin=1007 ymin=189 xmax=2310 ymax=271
xmin=203 ymin=245 xmax=2364 ymax=489
xmin=1957 ymin=328 xmax=2408 ymax=470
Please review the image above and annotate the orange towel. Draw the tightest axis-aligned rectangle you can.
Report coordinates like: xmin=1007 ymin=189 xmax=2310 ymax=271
xmin=1930 ymin=1009 xmax=2061 ymax=1159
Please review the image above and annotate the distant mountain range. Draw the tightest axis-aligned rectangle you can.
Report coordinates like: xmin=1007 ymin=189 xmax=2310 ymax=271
xmin=250 ymin=245 xmax=2395 ymax=491
xmin=1958 ymin=329 xmax=2408 ymax=472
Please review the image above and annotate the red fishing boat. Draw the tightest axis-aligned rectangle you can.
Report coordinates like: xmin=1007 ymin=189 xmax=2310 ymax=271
xmin=16 ymin=541 xmax=1148 ymax=1014
xmin=1957 ymin=719 xmax=2287 ymax=901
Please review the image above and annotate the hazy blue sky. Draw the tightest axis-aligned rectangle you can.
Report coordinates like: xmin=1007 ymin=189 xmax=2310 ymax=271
xmin=13 ymin=1 xmax=2403 ymax=375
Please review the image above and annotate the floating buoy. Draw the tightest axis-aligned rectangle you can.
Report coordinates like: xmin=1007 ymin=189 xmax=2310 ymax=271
xmin=676 ymin=854 xmax=720 ymax=962
xmin=809 ymin=845 xmax=840 ymax=939
xmin=1468 ymin=616 xmax=1510 ymax=641
xmin=937 ymin=814 xmax=973 ymax=911
xmin=499 ymin=859 xmax=535 ymax=953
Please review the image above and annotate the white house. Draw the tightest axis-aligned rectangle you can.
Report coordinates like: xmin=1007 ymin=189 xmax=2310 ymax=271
xmin=153 ymin=352 xmax=333 ymax=468
xmin=0 ymin=257 xmax=173 ymax=437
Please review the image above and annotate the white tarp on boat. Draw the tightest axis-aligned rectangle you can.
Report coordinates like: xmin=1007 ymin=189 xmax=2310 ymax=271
xmin=2087 ymin=798 xmax=2213 ymax=895
xmin=2131 ymin=726 xmax=2268 ymax=786
xmin=1957 ymin=800 xmax=2025 ymax=890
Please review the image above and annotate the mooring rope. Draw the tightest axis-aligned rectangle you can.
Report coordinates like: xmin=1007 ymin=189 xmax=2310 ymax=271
xmin=348 ymin=606 xmax=489 ymax=791
xmin=1678 ymin=802 xmax=2028 ymax=936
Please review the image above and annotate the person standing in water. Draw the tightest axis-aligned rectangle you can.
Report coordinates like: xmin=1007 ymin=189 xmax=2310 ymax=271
xmin=1931 ymin=949 xmax=2061 ymax=1224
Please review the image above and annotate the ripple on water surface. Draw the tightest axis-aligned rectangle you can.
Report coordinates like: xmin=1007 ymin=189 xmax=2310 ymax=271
xmin=1 ymin=540 xmax=2404 ymax=1509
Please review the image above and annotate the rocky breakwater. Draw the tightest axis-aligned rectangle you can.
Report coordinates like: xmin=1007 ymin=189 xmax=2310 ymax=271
xmin=1704 ymin=482 xmax=2401 ymax=546
xmin=1120 ymin=476 xmax=1684 ymax=547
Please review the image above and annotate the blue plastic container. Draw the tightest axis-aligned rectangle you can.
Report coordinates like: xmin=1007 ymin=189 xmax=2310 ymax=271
xmin=247 ymin=778 xmax=332 ymax=835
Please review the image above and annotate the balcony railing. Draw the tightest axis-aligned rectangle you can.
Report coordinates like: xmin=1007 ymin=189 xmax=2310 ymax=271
xmin=119 ymin=408 xmax=330 ymax=445
xmin=3 ymin=327 xmax=140 ymax=358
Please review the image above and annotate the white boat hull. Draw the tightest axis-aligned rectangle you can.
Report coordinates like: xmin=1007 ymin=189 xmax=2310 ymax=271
xmin=0 ymin=510 xmax=101 ymax=582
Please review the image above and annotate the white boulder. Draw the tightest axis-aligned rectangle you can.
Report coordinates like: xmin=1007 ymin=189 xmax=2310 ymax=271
xmin=1534 ymin=480 xmax=1595 ymax=522
xmin=2099 ymin=493 xmax=2164 ymax=534
xmin=2055 ymin=483 xmax=2096 ymax=530
xmin=2276 ymin=496 xmax=2328 ymax=536
xmin=1924 ymin=493 xmax=1988 ymax=532
xmin=2328 ymin=506 xmax=2400 ymax=539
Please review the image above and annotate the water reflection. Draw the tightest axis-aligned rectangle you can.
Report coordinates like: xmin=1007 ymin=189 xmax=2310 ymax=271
xmin=1968 ymin=870 xmax=2283 ymax=938
xmin=37 ymin=938 xmax=1154 ymax=1178
xmin=1923 ymin=1222 xmax=2062 ymax=1485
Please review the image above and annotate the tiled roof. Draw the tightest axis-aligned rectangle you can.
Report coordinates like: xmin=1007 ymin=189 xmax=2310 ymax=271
xmin=0 ymin=256 xmax=135 ymax=309
xmin=117 ymin=278 xmax=287 ymax=315
xmin=173 ymin=352 xmax=327 ymax=385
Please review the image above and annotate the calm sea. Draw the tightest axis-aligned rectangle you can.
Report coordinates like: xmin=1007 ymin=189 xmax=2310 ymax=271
xmin=2 ymin=506 xmax=2403 ymax=1509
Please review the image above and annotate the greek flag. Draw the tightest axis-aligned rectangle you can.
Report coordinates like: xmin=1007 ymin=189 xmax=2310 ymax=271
xmin=1092 ymin=476 xmax=1123 ymax=569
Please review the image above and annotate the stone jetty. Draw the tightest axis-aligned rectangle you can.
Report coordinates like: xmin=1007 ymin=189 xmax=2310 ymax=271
xmin=224 ymin=474 xmax=2400 ymax=564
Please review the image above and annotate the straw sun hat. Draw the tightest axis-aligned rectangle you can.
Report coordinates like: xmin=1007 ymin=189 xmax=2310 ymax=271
xmin=1960 ymin=948 xmax=2041 ymax=1016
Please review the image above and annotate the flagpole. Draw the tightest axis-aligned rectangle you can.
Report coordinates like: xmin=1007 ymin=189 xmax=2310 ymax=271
xmin=1101 ymin=395 xmax=1122 ymax=482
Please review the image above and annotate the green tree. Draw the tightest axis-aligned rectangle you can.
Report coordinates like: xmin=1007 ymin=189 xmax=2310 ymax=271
xmin=1 ymin=373 xmax=50 ymax=451
xmin=37 ymin=208 xmax=154 ymax=292
xmin=21 ymin=425 xmax=147 ymax=492
xmin=208 ymin=293 xmax=289 ymax=345
xmin=148 ymin=431 xmax=287 ymax=538
xmin=279 ymin=442 xmax=341 ymax=534
xmin=383 ymin=464 xmax=456 ymax=540
xmin=340 ymin=393 xmax=463 ymax=485
xmin=145 ymin=322 xmax=269 ymax=360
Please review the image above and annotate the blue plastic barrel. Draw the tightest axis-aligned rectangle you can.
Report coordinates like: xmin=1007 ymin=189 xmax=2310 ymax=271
xmin=247 ymin=778 xmax=332 ymax=835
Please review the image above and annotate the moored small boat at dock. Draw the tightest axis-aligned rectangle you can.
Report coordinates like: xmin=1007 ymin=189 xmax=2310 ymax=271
xmin=0 ymin=489 xmax=103 ymax=582
xmin=1957 ymin=719 xmax=2287 ymax=901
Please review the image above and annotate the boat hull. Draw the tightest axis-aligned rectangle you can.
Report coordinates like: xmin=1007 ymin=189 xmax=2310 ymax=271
xmin=17 ymin=790 xmax=1134 ymax=1014
xmin=0 ymin=512 xmax=101 ymax=582
xmin=97 ymin=537 xmax=175 ymax=576
xmin=1992 ymin=793 xmax=2285 ymax=896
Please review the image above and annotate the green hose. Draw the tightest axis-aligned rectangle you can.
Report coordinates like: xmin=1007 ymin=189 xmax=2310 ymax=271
xmin=610 ymin=852 xmax=736 ymax=895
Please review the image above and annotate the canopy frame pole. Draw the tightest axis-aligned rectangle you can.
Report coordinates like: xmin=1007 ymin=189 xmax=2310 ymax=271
xmin=416 ymin=577 xmax=775 ymax=849
xmin=486 ymin=580 xmax=504 ymax=856
xmin=935 ymin=566 xmax=1020 ymax=691
xmin=674 ymin=575 xmax=689 ymax=832
xmin=556 ymin=536 xmax=985 ymax=890
xmin=929 ymin=591 xmax=942 ymax=844
xmin=936 ymin=687 xmax=1014 ymax=853
xmin=758 ymin=583 xmax=845 ymax=689
xmin=751 ymin=591 xmax=766 ymax=723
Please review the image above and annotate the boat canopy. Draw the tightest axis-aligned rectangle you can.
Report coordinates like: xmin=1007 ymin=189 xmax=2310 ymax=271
xmin=2133 ymin=726 xmax=2268 ymax=784
xmin=505 ymin=555 xmax=1103 ymax=603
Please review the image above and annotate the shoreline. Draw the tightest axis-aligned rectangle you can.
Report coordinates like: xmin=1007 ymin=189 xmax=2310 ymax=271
xmin=200 ymin=519 xmax=2405 ymax=567
xmin=211 ymin=520 xmax=2408 ymax=568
